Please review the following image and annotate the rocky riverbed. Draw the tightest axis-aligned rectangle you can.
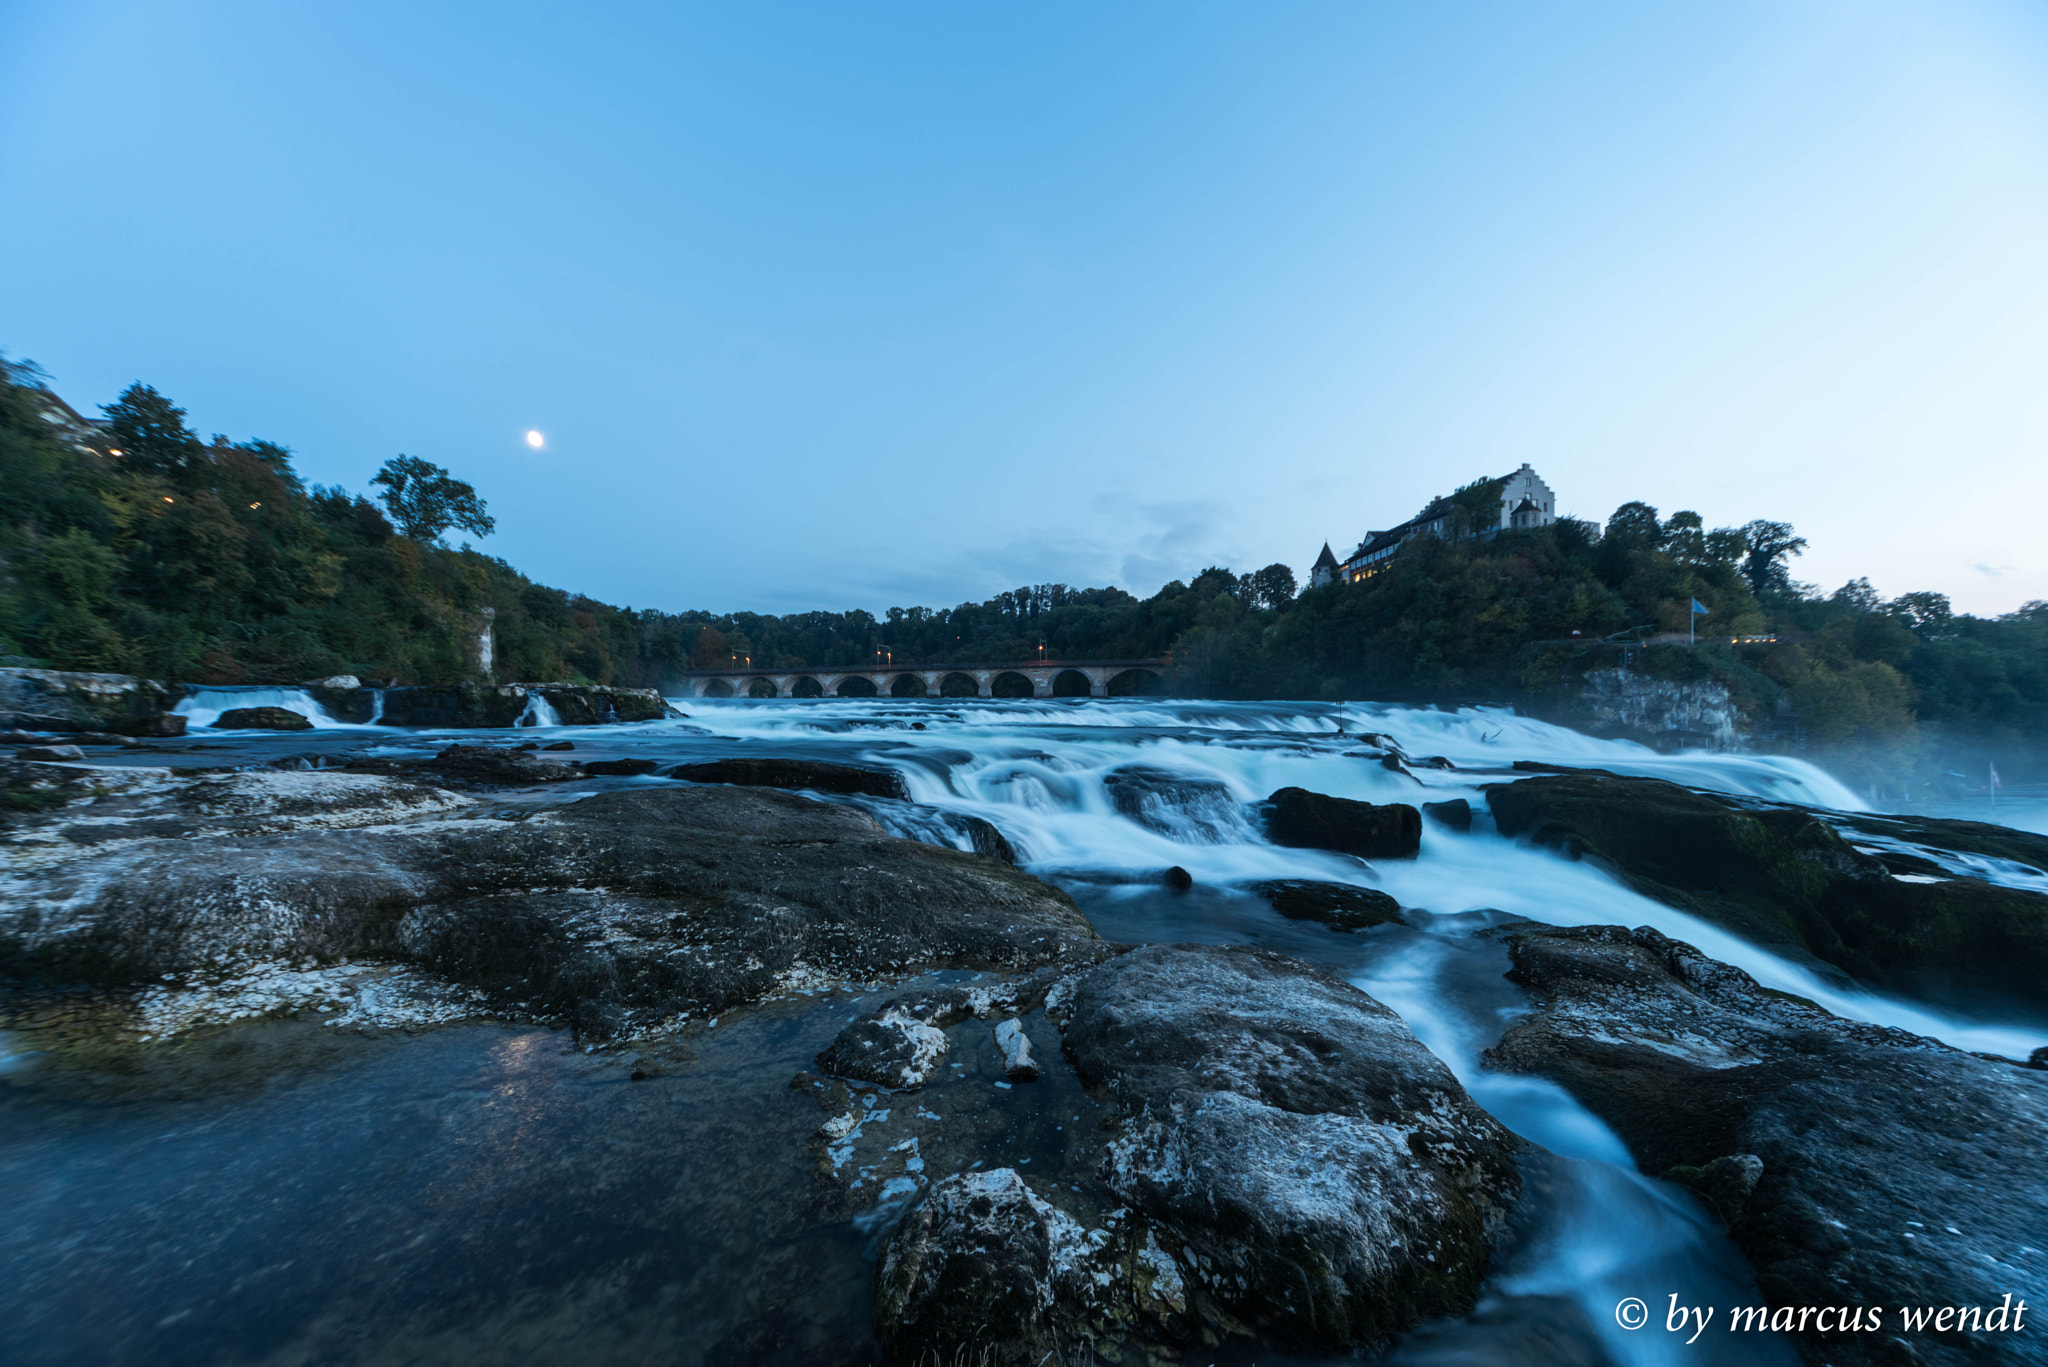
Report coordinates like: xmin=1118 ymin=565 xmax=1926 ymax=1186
xmin=4 ymin=701 xmax=2046 ymax=1367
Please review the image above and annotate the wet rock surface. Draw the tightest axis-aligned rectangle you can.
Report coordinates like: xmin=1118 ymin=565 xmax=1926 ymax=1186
xmin=1485 ymin=770 xmax=2048 ymax=1006
xmin=390 ymin=742 xmax=586 ymax=785
xmin=1264 ymin=786 xmax=1422 ymax=859
xmin=864 ymin=944 xmax=1523 ymax=1363
xmin=1249 ymin=878 xmax=1405 ymax=929
xmin=2 ymin=775 xmax=1101 ymax=1043
xmin=669 ymin=757 xmax=911 ymax=801
xmin=1484 ymin=922 xmax=2048 ymax=1367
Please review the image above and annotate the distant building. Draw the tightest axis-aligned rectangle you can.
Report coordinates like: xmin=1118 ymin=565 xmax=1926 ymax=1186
xmin=1325 ymin=463 xmax=1556 ymax=584
xmin=1309 ymin=543 xmax=1341 ymax=588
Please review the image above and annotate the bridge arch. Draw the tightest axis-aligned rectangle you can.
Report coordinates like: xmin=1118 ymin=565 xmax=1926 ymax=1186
xmin=836 ymin=675 xmax=878 ymax=698
xmin=888 ymin=673 xmax=926 ymax=698
xmin=938 ymin=672 xmax=979 ymax=698
xmin=746 ymin=677 xmax=779 ymax=699
xmin=991 ymin=671 xmax=1035 ymax=699
xmin=1051 ymin=669 xmax=1092 ymax=698
xmin=701 ymin=678 xmax=735 ymax=699
xmin=1108 ymin=667 xmax=1167 ymax=697
xmin=789 ymin=675 xmax=824 ymax=699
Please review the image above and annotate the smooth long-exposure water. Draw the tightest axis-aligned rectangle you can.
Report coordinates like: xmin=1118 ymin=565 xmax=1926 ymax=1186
xmin=7 ymin=695 xmax=2044 ymax=1365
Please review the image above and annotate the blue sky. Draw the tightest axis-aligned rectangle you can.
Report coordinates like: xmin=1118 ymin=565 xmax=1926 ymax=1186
xmin=5 ymin=1 xmax=2047 ymax=616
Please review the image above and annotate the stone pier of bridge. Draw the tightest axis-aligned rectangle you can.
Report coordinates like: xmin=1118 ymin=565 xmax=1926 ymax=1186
xmin=672 ymin=659 xmax=1166 ymax=700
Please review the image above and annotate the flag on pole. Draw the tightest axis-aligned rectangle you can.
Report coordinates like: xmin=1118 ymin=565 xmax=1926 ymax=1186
xmin=1691 ymin=599 xmax=1709 ymax=616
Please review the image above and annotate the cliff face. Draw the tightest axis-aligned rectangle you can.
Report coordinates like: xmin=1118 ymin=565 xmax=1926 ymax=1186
xmin=1578 ymin=668 xmax=1745 ymax=750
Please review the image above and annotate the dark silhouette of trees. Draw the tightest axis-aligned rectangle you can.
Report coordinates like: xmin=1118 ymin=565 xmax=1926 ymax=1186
xmin=371 ymin=455 xmax=495 ymax=542
xmin=102 ymin=383 xmax=204 ymax=480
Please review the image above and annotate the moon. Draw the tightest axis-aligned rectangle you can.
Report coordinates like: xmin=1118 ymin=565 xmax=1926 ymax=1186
xmin=525 ymin=430 xmax=545 ymax=449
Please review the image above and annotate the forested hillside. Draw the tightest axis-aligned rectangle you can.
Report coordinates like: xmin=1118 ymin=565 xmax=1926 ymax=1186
xmin=3 ymin=360 xmax=2043 ymax=780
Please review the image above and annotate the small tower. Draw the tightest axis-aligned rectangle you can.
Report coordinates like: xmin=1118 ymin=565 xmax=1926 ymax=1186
xmin=1310 ymin=543 xmax=1341 ymax=588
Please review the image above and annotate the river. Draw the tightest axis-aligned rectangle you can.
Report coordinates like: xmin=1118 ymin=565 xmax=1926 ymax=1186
xmin=6 ymin=695 xmax=2044 ymax=1365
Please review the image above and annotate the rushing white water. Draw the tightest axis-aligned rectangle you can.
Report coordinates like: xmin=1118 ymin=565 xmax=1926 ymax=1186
xmin=516 ymin=692 xmax=564 ymax=728
xmin=635 ymin=694 xmax=2038 ymax=1364
xmin=172 ymin=686 xmax=365 ymax=730
xmin=661 ymin=696 xmax=2042 ymax=1058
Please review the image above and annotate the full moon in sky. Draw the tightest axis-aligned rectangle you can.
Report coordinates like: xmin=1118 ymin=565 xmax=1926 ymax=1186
xmin=525 ymin=429 xmax=545 ymax=449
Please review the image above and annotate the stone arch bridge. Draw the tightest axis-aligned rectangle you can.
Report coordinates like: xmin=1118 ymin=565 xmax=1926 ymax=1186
xmin=674 ymin=659 xmax=1168 ymax=700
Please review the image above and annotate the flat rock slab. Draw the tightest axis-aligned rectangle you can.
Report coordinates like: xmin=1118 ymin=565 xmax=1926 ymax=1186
xmin=1483 ymin=922 xmax=2048 ymax=1367
xmin=874 ymin=943 xmax=1522 ymax=1363
xmin=3 ymin=778 xmax=1100 ymax=1042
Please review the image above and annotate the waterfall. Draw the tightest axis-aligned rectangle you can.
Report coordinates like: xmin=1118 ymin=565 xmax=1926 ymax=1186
xmin=173 ymin=686 xmax=347 ymax=730
xmin=516 ymin=691 xmax=563 ymax=728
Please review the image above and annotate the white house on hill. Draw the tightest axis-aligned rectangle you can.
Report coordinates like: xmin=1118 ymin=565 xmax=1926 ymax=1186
xmin=1321 ymin=463 xmax=1557 ymax=584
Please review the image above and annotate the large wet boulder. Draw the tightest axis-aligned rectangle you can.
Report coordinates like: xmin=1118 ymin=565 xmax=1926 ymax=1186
xmin=1264 ymin=787 xmax=1421 ymax=859
xmin=669 ymin=757 xmax=910 ymax=801
xmin=2 ymin=780 xmax=1101 ymax=1041
xmin=0 ymin=667 xmax=182 ymax=735
xmin=1060 ymin=944 xmax=1521 ymax=1347
xmin=872 ymin=945 xmax=1523 ymax=1363
xmin=1249 ymin=879 xmax=1405 ymax=929
xmin=1484 ymin=923 xmax=2048 ymax=1367
xmin=212 ymin=706 xmax=313 ymax=731
xmin=1484 ymin=771 xmax=2048 ymax=1006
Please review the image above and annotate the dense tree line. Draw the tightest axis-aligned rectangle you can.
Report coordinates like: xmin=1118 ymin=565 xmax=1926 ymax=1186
xmin=3 ymin=361 xmax=2042 ymax=780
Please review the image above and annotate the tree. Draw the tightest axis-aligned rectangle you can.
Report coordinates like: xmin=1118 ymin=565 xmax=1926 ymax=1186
xmin=1604 ymin=502 xmax=1664 ymax=548
xmin=1248 ymin=563 xmax=1298 ymax=611
xmin=371 ymin=455 xmax=496 ymax=542
xmin=1887 ymin=591 xmax=1953 ymax=638
xmin=1738 ymin=520 xmax=1807 ymax=599
xmin=102 ymin=383 xmax=203 ymax=479
xmin=1664 ymin=510 xmax=1706 ymax=564
xmin=1831 ymin=577 xmax=1882 ymax=612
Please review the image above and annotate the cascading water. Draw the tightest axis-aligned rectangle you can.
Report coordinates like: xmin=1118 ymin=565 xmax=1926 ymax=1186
xmin=172 ymin=685 xmax=354 ymax=730
xmin=515 ymin=691 xmax=564 ymax=728
xmin=655 ymin=694 xmax=2047 ymax=1365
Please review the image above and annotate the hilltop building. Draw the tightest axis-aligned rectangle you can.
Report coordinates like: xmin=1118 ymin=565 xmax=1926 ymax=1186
xmin=1326 ymin=463 xmax=1556 ymax=584
xmin=1309 ymin=543 xmax=1342 ymax=588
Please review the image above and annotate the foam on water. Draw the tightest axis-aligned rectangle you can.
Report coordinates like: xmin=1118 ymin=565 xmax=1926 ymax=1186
xmin=173 ymin=686 xmax=373 ymax=730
